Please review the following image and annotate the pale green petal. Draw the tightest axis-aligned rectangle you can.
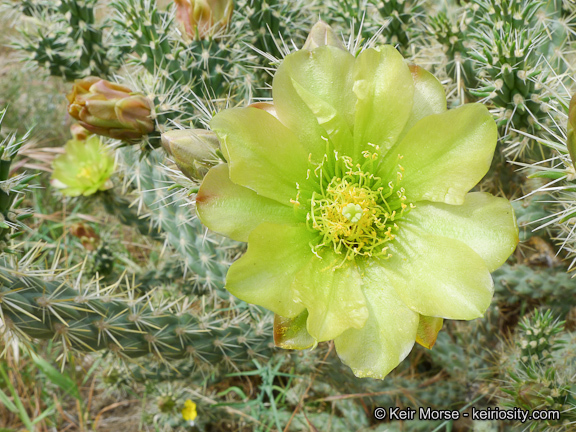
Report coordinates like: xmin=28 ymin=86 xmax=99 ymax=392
xmin=289 ymin=79 xmax=355 ymax=156
xmin=61 ymin=187 xmax=85 ymax=197
xmin=352 ymin=46 xmax=414 ymax=160
xmin=273 ymin=46 xmax=356 ymax=160
xmin=210 ymin=107 xmax=311 ymax=205
xmin=378 ymin=223 xmax=494 ymax=320
xmin=52 ymin=164 xmax=80 ymax=183
xmin=398 ymin=65 xmax=447 ymax=142
xmin=334 ymin=260 xmax=418 ymax=379
xmin=226 ymin=223 xmax=313 ymax=318
xmin=380 ymin=103 xmax=497 ymax=205
xmin=82 ymin=186 xmax=100 ymax=196
xmin=404 ymin=192 xmax=518 ymax=272
xmin=292 ymin=252 xmax=368 ymax=342
xmin=196 ymin=164 xmax=299 ymax=242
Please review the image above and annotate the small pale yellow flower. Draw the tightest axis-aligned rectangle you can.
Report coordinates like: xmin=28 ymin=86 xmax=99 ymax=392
xmin=181 ymin=399 xmax=197 ymax=422
xmin=51 ymin=136 xmax=115 ymax=197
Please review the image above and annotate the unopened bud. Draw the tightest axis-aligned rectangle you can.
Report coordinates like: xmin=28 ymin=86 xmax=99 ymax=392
xmin=70 ymin=123 xmax=92 ymax=141
xmin=70 ymin=222 xmax=100 ymax=251
xmin=67 ymin=77 xmax=155 ymax=141
xmin=161 ymin=129 xmax=220 ymax=180
xmin=175 ymin=0 xmax=234 ymax=40
xmin=303 ymin=21 xmax=347 ymax=51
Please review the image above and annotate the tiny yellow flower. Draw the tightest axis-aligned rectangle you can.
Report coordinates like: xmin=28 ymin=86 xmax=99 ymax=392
xmin=181 ymin=399 xmax=197 ymax=422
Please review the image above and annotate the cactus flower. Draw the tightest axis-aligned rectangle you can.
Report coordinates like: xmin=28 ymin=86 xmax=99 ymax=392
xmin=174 ymin=0 xmax=234 ymax=39
xmin=51 ymin=136 xmax=115 ymax=197
xmin=67 ymin=77 xmax=155 ymax=141
xmin=196 ymin=22 xmax=518 ymax=379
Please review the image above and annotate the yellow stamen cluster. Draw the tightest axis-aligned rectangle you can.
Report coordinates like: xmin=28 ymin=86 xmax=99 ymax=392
xmin=77 ymin=166 xmax=93 ymax=180
xmin=302 ymin=150 xmax=411 ymax=264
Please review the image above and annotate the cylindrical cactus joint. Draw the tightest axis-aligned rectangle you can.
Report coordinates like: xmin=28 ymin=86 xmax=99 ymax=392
xmin=67 ymin=77 xmax=155 ymax=141
xmin=174 ymin=0 xmax=234 ymax=40
xmin=161 ymin=129 xmax=221 ymax=181
xmin=567 ymin=93 xmax=576 ymax=171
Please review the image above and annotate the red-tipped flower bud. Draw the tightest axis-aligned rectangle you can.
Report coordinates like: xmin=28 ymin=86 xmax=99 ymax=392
xmin=67 ymin=77 xmax=155 ymax=141
xmin=302 ymin=20 xmax=347 ymax=51
xmin=70 ymin=123 xmax=92 ymax=141
xmin=174 ymin=0 xmax=234 ymax=40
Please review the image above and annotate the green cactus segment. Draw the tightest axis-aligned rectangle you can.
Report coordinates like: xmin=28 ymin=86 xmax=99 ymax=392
xmin=324 ymin=0 xmax=378 ymax=52
xmin=85 ymin=243 xmax=115 ymax=278
xmin=556 ymin=0 xmax=576 ymax=44
xmin=111 ymin=0 xmax=190 ymax=86
xmin=516 ymin=310 xmax=565 ymax=365
xmin=111 ymin=0 xmax=252 ymax=119
xmin=473 ymin=0 xmax=544 ymax=29
xmin=240 ymin=0 xmax=311 ymax=60
xmin=374 ymin=0 xmax=423 ymax=53
xmin=120 ymin=148 xmax=238 ymax=294
xmin=0 ymin=110 xmax=35 ymax=253
xmin=326 ymin=0 xmax=424 ymax=56
xmin=469 ymin=0 xmax=549 ymax=134
xmin=127 ymin=318 xmax=275 ymax=382
xmin=133 ymin=260 xmax=185 ymax=294
xmin=426 ymin=8 xmax=477 ymax=92
xmin=100 ymin=191 xmax=164 ymax=241
xmin=0 ymin=269 xmax=271 ymax=363
xmin=511 ymin=197 xmax=552 ymax=242
xmin=10 ymin=0 xmax=124 ymax=80
xmin=500 ymin=310 xmax=576 ymax=431
xmin=493 ymin=264 xmax=576 ymax=312
xmin=234 ymin=0 xmax=312 ymax=97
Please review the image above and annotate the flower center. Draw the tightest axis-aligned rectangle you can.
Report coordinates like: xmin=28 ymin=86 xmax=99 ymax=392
xmin=77 ymin=165 xmax=93 ymax=180
xmin=298 ymin=149 xmax=413 ymax=265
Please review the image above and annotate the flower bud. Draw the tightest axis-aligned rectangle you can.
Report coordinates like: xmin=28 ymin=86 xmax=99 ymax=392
xmin=70 ymin=123 xmax=92 ymax=141
xmin=69 ymin=222 xmax=100 ymax=251
xmin=67 ymin=77 xmax=155 ymax=141
xmin=174 ymin=0 xmax=234 ymax=40
xmin=161 ymin=129 xmax=220 ymax=180
xmin=303 ymin=20 xmax=347 ymax=51
xmin=567 ymin=93 xmax=576 ymax=171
